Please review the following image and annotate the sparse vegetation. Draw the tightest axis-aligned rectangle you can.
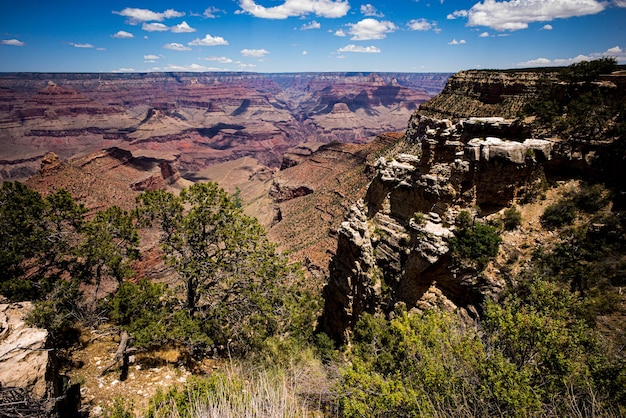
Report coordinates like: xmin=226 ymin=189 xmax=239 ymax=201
xmin=449 ymin=210 xmax=502 ymax=270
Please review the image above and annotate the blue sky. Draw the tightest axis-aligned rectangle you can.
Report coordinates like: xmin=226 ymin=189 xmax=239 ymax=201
xmin=1 ymin=0 xmax=625 ymax=73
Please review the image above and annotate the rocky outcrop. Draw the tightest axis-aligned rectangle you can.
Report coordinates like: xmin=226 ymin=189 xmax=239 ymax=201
xmin=269 ymin=181 xmax=314 ymax=202
xmin=319 ymin=113 xmax=553 ymax=343
xmin=417 ymin=70 xmax=558 ymax=120
xmin=0 ymin=303 xmax=55 ymax=398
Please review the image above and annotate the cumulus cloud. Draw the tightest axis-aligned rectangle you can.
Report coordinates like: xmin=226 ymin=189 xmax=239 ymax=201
xmin=517 ymin=45 xmax=626 ymax=67
xmin=142 ymin=22 xmax=169 ymax=32
xmin=204 ymin=6 xmax=225 ymax=18
xmin=69 ymin=42 xmax=94 ymax=48
xmin=112 ymin=30 xmax=134 ymax=39
xmin=188 ymin=34 xmax=229 ymax=46
xmin=114 ymin=8 xmax=185 ymax=24
xmin=448 ymin=38 xmax=466 ymax=45
xmin=337 ymin=44 xmax=381 ymax=53
xmin=348 ymin=18 xmax=397 ymax=40
xmin=241 ymin=48 xmax=270 ymax=57
xmin=407 ymin=18 xmax=437 ymax=31
xmin=144 ymin=54 xmax=161 ymax=61
xmin=164 ymin=42 xmax=191 ymax=51
xmin=301 ymin=20 xmax=321 ymax=30
xmin=467 ymin=0 xmax=606 ymax=31
xmin=447 ymin=10 xmax=468 ymax=19
xmin=172 ymin=21 xmax=196 ymax=33
xmin=361 ymin=4 xmax=383 ymax=17
xmin=202 ymin=56 xmax=234 ymax=63
xmin=237 ymin=0 xmax=350 ymax=19
xmin=479 ymin=31 xmax=490 ymax=37
xmin=613 ymin=0 xmax=626 ymax=6
xmin=541 ymin=24 xmax=553 ymax=30
xmin=334 ymin=29 xmax=347 ymax=37
xmin=1 ymin=39 xmax=26 ymax=46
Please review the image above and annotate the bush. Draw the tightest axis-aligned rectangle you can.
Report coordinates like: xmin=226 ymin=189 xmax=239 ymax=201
xmin=336 ymin=279 xmax=626 ymax=417
xmin=570 ymin=183 xmax=610 ymax=213
xmin=449 ymin=211 xmax=502 ymax=270
xmin=502 ymin=206 xmax=522 ymax=231
xmin=541 ymin=199 xmax=576 ymax=229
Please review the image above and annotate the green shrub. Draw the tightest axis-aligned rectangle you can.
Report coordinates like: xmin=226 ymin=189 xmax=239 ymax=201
xmin=570 ymin=183 xmax=610 ymax=213
xmin=502 ymin=206 xmax=522 ymax=231
xmin=541 ymin=199 xmax=576 ymax=229
xmin=449 ymin=211 xmax=502 ymax=270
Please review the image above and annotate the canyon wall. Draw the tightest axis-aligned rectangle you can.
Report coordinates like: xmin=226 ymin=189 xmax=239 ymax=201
xmin=319 ymin=68 xmax=625 ymax=343
xmin=0 ymin=72 xmax=449 ymax=180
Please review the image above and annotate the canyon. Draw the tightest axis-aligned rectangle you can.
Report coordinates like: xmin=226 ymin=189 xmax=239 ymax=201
xmin=1 ymin=66 xmax=625 ymax=415
xmin=0 ymin=72 xmax=449 ymax=180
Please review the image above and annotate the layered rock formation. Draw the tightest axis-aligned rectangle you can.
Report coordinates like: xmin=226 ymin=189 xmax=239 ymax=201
xmin=319 ymin=66 xmax=626 ymax=343
xmin=0 ymin=72 xmax=449 ymax=181
xmin=319 ymin=115 xmax=553 ymax=342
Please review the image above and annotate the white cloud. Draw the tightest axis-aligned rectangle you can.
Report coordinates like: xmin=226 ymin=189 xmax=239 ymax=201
xmin=112 ymin=30 xmax=134 ymax=39
xmin=204 ymin=6 xmax=225 ymax=18
xmin=113 ymin=8 xmax=185 ymax=24
xmin=142 ymin=22 xmax=169 ymax=32
xmin=237 ymin=0 xmax=350 ymax=19
xmin=172 ymin=21 xmax=196 ymax=33
xmin=447 ymin=9 xmax=468 ymax=19
xmin=407 ymin=18 xmax=437 ymax=31
xmin=69 ymin=42 xmax=94 ymax=48
xmin=188 ymin=34 xmax=229 ymax=46
xmin=334 ymin=29 xmax=346 ymax=37
xmin=613 ymin=0 xmax=626 ymax=6
xmin=301 ymin=20 xmax=321 ymax=30
xmin=468 ymin=0 xmax=606 ymax=31
xmin=162 ymin=63 xmax=223 ymax=72
xmin=113 ymin=68 xmax=136 ymax=73
xmin=448 ymin=38 xmax=466 ymax=45
xmin=144 ymin=54 xmax=161 ymax=61
xmin=164 ymin=42 xmax=192 ymax=51
xmin=479 ymin=31 xmax=490 ymax=37
xmin=361 ymin=4 xmax=383 ymax=17
xmin=202 ymin=56 xmax=233 ymax=63
xmin=241 ymin=48 xmax=270 ymax=57
xmin=517 ymin=45 xmax=626 ymax=67
xmin=348 ymin=18 xmax=396 ymax=40
xmin=302 ymin=50 xmax=308 ymax=55
xmin=337 ymin=44 xmax=381 ymax=53
xmin=1 ymin=39 xmax=25 ymax=46
xmin=541 ymin=24 xmax=553 ymax=30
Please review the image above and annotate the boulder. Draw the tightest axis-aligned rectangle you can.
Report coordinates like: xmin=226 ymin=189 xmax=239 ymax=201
xmin=0 ymin=303 xmax=53 ymax=398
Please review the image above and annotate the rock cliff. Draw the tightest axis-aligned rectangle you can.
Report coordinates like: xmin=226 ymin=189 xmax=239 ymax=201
xmin=319 ymin=114 xmax=552 ymax=343
xmin=320 ymin=67 xmax=626 ymax=343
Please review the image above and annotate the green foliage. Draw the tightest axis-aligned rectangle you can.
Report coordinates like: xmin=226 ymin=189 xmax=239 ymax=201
xmin=137 ymin=182 xmax=318 ymax=357
xmin=337 ymin=278 xmax=625 ymax=417
xmin=0 ymin=182 xmax=86 ymax=301
xmin=502 ymin=206 xmax=522 ymax=231
xmin=541 ymin=183 xmax=611 ymax=230
xmin=569 ymin=183 xmax=610 ymax=213
xmin=78 ymin=206 xmax=140 ymax=305
xmin=449 ymin=210 xmax=502 ymax=270
xmin=339 ymin=308 xmax=543 ymax=417
xmin=520 ymin=58 xmax=624 ymax=139
xmin=103 ymin=397 xmax=134 ymax=418
xmin=540 ymin=199 xmax=576 ymax=229
xmin=26 ymin=278 xmax=83 ymax=346
xmin=561 ymin=57 xmax=617 ymax=83
xmin=483 ymin=276 xmax=625 ymax=413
